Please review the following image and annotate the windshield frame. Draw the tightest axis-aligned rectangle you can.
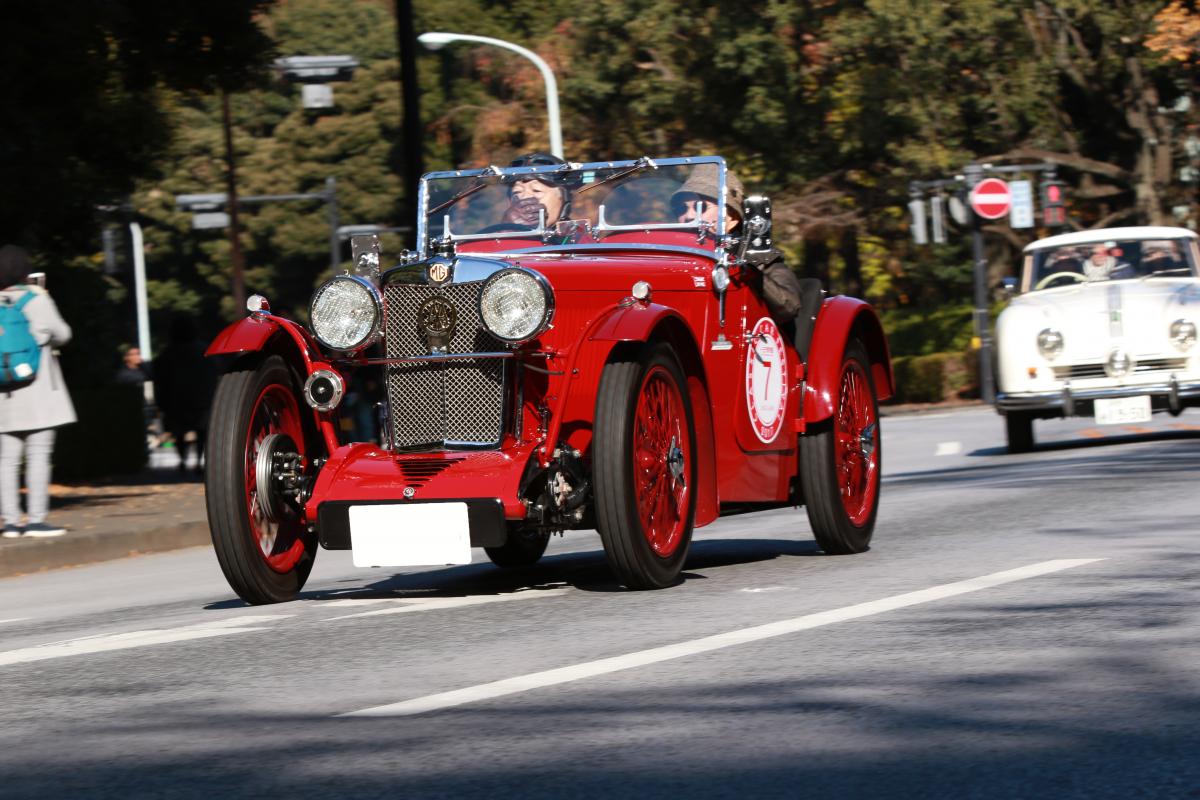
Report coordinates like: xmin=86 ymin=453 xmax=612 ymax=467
xmin=416 ymin=155 xmax=729 ymax=256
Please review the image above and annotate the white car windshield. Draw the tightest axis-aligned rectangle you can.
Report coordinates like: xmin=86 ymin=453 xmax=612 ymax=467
xmin=1029 ymin=237 xmax=1197 ymax=291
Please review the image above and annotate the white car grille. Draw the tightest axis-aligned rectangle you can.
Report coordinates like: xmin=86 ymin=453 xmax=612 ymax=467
xmin=1052 ymin=356 xmax=1188 ymax=381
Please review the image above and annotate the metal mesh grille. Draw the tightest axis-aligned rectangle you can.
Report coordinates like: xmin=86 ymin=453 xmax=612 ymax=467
xmin=384 ymin=281 xmax=507 ymax=450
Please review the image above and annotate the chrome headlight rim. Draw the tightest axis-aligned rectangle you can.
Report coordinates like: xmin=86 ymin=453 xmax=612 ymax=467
xmin=1036 ymin=327 xmax=1064 ymax=361
xmin=477 ymin=267 xmax=554 ymax=344
xmin=308 ymin=275 xmax=383 ymax=352
xmin=1169 ymin=318 xmax=1197 ymax=351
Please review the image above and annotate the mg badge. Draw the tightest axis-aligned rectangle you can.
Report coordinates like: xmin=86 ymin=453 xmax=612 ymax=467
xmin=417 ymin=295 xmax=457 ymax=351
xmin=427 ymin=261 xmax=451 ymax=284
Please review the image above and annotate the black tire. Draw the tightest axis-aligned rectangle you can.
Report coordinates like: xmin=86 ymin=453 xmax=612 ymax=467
xmin=593 ymin=342 xmax=697 ymax=589
xmin=801 ymin=339 xmax=880 ymax=555
xmin=485 ymin=526 xmax=551 ymax=567
xmin=205 ymin=355 xmax=318 ymax=604
xmin=1005 ymin=412 xmax=1035 ymax=454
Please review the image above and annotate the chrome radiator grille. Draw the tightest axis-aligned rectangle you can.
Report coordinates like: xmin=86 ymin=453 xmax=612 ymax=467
xmin=384 ymin=281 xmax=507 ymax=450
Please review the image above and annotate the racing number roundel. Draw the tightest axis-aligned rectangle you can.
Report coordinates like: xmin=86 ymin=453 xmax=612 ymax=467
xmin=745 ymin=317 xmax=789 ymax=444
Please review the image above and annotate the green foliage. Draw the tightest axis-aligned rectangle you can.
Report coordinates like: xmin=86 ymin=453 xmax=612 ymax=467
xmin=880 ymin=304 xmax=975 ymax=357
xmin=889 ymin=351 xmax=973 ymax=404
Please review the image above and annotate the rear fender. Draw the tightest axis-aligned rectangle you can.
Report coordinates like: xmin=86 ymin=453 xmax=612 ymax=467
xmin=207 ymin=314 xmax=341 ymax=453
xmin=804 ymin=297 xmax=894 ymax=424
xmin=560 ymin=303 xmax=719 ymax=527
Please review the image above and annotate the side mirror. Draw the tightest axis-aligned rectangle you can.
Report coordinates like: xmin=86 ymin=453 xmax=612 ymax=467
xmin=743 ymin=195 xmax=773 ymax=253
xmin=1001 ymin=276 xmax=1018 ymax=295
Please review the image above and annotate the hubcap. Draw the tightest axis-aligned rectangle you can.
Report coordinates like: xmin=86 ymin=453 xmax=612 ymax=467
xmin=632 ymin=366 xmax=690 ymax=558
xmin=833 ymin=360 xmax=879 ymax=527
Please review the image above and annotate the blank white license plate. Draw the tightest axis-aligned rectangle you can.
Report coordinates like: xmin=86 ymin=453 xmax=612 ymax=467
xmin=1094 ymin=395 xmax=1151 ymax=425
xmin=349 ymin=503 xmax=472 ymax=568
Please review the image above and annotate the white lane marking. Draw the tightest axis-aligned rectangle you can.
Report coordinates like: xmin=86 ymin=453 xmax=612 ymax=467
xmin=0 ymin=615 xmax=292 ymax=667
xmin=935 ymin=441 xmax=962 ymax=456
xmin=341 ymin=559 xmax=1103 ymax=718
xmin=324 ymin=588 xmax=570 ymax=620
xmin=0 ymin=618 xmax=29 ymax=625
xmin=320 ymin=598 xmax=397 ymax=609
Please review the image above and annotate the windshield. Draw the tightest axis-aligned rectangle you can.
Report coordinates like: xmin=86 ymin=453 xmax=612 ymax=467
xmin=417 ymin=157 xmax=727 ymax=254
xmin=1027 ymin=237 xmax=1198 ymax=291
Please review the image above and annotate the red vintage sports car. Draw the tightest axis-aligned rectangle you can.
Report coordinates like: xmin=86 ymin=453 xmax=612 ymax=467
xmin=204 ymin=156 xmax=894 ymax=604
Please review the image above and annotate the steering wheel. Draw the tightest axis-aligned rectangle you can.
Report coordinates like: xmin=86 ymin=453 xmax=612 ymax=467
xmin=1034 ymin=271 xmax=1086 ymax=291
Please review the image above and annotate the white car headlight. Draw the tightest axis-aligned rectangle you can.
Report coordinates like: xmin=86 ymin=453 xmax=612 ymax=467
xmin=479 ymin=268 xmax=553 ymax=343
xmin=1170 ymin=319 xmax=1197 ymax=351
xmin=309 ymin=276 xmax=381 ymax=351
xmin=1037 ymin=328 xmax=1064 ymax=360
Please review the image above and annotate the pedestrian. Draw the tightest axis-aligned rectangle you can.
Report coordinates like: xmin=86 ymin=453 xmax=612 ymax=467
xmin=0 ymin=245 xmax=75 ymax=538
xmin=153 ymin=315 xmax=215 ymax=476
xmin=115 ymin=345 xmax=152 ymax=385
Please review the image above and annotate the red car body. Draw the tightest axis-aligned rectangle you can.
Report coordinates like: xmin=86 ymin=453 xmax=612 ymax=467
xmin=204 ymin=157 xmax=893 ymax=604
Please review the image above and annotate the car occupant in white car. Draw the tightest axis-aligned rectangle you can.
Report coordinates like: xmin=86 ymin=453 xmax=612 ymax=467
xmin=1084 ymin=242 xmax=1134 ymax=281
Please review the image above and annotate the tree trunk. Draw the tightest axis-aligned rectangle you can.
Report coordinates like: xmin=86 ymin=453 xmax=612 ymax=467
xmin=839 ymin=228 xmax=862 ymax=298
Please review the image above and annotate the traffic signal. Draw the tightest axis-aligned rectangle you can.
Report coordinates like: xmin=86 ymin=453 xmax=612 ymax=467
xmin=1041 ymin=180 xmax=1067 ymax=227
xmin=908 ymin=196 xmax=928 ymax=245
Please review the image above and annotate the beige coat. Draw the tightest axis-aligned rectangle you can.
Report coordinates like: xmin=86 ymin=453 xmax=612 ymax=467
xmin=0 ymin=285 xmax=76 ymax=433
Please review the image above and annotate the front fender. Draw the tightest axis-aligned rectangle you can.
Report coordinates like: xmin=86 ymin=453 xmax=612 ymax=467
xmin=206 ymin=314 xmax=320 ymax=371
xmin=207 ymin=314 xmax=340 ymax=454
xmin=589 ymin=301 xmax=688 ymax=342
xmin=804 ymin=297 xmax=894 ymax=423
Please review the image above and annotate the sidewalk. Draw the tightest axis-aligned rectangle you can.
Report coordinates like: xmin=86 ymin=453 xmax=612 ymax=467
xmin=0 ymin=451 xmax=209 ymax=579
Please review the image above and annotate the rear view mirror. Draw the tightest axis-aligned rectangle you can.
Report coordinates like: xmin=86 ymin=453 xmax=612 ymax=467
xmin=1001 ymin=276 xmax=1018 ymax=295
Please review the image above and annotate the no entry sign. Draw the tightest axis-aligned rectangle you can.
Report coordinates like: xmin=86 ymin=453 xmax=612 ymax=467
xmin=970 ymin=178 xmax=1011 ymax=220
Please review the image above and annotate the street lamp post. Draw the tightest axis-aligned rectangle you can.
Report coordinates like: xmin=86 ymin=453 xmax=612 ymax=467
xmin=418 ymin=32 xmax=563 ymax=159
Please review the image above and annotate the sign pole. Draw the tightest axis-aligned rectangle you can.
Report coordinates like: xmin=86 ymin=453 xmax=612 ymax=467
xmin=963 ymin=164 xmax=995 ymax=404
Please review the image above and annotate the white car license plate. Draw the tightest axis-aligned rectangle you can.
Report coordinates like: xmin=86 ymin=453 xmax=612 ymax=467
xmin=349 ymin=503 xmax=472 ymax=568
xmin=1094 ymin=395 xmax=1151 ymax=426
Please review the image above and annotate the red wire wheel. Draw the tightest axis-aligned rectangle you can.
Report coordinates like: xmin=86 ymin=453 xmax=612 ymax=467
xmin=206 ymin=355 xmax=319 ymax=604
xmin=801 ymin=339 xmax=881 ymax=554
xmin=595 ymin=342 xmax=696 ymax=589
xmin=833 ymin=357 xmax=880 ymax=526
xmin=243 ymin=385 xmax=308 ymax=573
xmin=632 ymin=365 xmax=692 ymax=558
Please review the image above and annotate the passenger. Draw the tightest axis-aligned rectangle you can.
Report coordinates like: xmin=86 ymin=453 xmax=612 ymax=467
xmin=671 ymin=170 xmax=824 ymax=363
xmin=1141 ymin=241 xmax=1179 ymax=275
xmin=1084 ymin=242 xmax=1133 ymax=281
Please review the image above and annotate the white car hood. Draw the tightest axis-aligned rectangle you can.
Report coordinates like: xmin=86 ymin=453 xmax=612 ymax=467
xmin=1009 ymin=278 xmax=1200 ymax=360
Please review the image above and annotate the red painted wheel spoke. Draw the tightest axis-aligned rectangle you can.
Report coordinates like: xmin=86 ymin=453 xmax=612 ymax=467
xmin=832 ymin=358 xmax=879 ymax=527
xmin=242 ymin=384 xmax=308 ymax=573
xmin=630 ymin=365 xmax=691 ymax=558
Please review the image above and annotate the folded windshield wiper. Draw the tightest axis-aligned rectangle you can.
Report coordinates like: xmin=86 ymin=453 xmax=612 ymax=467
xmin=426 ymin=165 xmax=502 ymax=216
xmin=575 ymin=156 xmax=658 ymax=195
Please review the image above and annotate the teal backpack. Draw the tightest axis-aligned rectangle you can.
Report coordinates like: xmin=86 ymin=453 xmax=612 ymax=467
xmin=0 ymin=291 xmax=41 ymax=389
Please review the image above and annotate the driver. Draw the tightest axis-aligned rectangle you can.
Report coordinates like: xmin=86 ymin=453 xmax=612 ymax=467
xmin=501 ymin=152 xmax=573 ymax=227
xmin=670 ymin=170 xmax=824 ymax=363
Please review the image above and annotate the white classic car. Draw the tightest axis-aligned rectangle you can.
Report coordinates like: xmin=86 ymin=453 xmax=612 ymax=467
xmin=995 ymin=226 xmax=1200 ymax=452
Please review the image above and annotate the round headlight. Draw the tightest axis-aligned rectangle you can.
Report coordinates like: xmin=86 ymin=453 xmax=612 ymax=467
xmin=1170 ymin=319 xmax=1197 ymax=351
xmin=479 ymin=269 xmax=552 ymax=343
xmin=1036 ymin=328 xmax=1064 ymax=360
xmin=309 ymin=276 xmax=381 ymax=351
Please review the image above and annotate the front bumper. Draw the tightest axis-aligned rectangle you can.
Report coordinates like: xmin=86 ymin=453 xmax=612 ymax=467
xmin=304 ymin=442 xmax=538 ymax=550
xmin=996 ymin=375 xmax=1200 ymax=415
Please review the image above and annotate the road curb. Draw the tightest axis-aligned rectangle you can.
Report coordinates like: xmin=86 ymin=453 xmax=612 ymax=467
xmin=0 ymin=521 xmax=211 ymax=578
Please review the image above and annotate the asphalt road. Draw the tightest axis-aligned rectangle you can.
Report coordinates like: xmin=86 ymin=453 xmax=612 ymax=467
xmin=1 ymin=407 xmax=1198 ymax=799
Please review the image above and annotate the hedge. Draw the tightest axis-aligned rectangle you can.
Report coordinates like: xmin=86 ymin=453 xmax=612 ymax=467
xmin=888 ymin=350 xmax=979 ymax=404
